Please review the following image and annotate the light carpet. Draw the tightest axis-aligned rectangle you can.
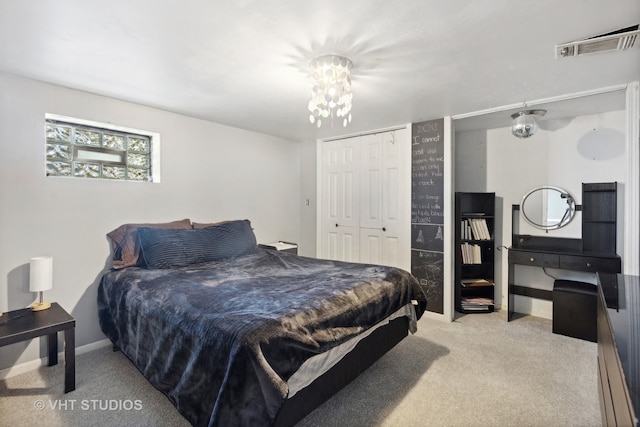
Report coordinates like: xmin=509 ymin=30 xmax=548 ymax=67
xmin=0 ymin=311 xmax=599 ymax=426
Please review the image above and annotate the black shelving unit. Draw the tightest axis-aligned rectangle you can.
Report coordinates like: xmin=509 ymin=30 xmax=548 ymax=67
xmin=582 ymin=182 xmax=617 ymax=254
xmin=455 ymin=192 xmax=496 ymax=313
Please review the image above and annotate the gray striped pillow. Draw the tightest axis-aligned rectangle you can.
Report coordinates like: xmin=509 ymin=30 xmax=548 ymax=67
xmin=138 ymin=219 xmax=257 ymax=269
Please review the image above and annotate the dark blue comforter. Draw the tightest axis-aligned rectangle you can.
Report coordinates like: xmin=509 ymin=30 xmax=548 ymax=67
xmin=98 ymin=248 xmax=426 ymax=426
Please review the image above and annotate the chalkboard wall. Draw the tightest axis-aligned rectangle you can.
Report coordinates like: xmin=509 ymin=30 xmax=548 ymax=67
xmin=411 ymin=118 xmax=445 ymax=314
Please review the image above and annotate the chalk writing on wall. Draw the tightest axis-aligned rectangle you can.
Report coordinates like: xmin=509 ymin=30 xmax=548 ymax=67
xmin=411 ymin=118 xmax=445 ymax=314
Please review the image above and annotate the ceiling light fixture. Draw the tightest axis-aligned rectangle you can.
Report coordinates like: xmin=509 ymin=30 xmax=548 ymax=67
xmin=510 ymin=109 xmax=547 ymax=139
xmin=308 ymin=55 xmax=353 ymax=128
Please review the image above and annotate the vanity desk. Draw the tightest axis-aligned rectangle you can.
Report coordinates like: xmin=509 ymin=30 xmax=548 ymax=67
xmin=507 ymin=182 xmax=620 ymax=322
xmin=507 ymin=234 xmax=621 ymax=321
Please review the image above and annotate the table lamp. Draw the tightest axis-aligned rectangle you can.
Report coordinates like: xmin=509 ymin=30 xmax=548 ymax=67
xmin=30 ymin=256 xmax=53 ymax=311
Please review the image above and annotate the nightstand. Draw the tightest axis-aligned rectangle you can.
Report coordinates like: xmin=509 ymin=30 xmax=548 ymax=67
xmin=259 ymin=241 xmax=298 ymax=255
xmin=0 ymin=302 xmax=75 ymax=393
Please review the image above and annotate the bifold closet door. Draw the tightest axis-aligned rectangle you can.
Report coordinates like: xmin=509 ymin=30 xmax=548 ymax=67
xmin=320 ymin=128 xmax=409 ymax=269
xmin=359 ymin=132 xmax=405 ymax=268
xmin=321 ymin=138 xmax=360 ymax=262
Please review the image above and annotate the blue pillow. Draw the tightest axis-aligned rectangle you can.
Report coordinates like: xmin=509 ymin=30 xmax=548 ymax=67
xmin=138 ymin=219 xmax=257 ymax=269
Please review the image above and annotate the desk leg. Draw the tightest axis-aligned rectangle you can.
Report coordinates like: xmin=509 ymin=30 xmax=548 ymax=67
xmin=64 ymin=327 xmax=75 ymax=393
xmin=508 ymin=263 xmax=515 ymax=322
xmin=508 ymin=286 xmax=514 ymax=322
xmin=47 ymin=333 xmax=58 ymax=366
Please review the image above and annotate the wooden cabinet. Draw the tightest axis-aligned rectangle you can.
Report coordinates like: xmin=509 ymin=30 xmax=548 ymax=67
xmin=455 ymin=192 xmax=495 ymax=313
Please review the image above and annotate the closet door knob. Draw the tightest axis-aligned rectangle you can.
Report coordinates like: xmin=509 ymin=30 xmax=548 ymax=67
xmin=382 ymin=227 xmax=386 ymax=232
xmin=335 ymin=223 xmax=339 ymax=228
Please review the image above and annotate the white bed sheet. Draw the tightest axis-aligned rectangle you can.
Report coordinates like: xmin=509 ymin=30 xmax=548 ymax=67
xmin=287 ymin=303 xmax=415 ymax=397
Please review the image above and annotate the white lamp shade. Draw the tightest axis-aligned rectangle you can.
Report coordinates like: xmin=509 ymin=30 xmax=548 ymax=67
xmin=30 ymin=256 xmax=53 ymax=292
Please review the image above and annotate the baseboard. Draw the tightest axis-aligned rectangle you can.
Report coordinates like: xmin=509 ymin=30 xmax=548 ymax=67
xmin=75 ymin=338 xmax=112 ymax=355
xmin=422 ymin=310 xmax=451 ymax=323
xmin=0 ymin=338 xmax=111 ymax=380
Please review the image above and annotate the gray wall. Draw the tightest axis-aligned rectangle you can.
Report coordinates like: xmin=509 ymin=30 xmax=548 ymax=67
xmin=298 ymin=140 xmax=318 ymax=257
xmin=453 ymin=130 xmax=487 ymax=192
xmin=0 ymin=73 xmax=302 ymax=371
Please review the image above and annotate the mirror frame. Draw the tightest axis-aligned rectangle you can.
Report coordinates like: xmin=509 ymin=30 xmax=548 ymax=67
xmin=520 ymin=186 xmax=576 ymax=230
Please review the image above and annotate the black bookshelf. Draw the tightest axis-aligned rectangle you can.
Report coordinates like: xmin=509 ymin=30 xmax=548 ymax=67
xmin=582 ymin=182 xmax=617 ymax=254
xmin=455 ymin=192 xmax=496 ymax=313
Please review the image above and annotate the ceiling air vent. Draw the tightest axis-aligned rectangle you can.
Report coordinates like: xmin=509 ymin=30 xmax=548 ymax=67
xmin=556 ymin=25 xmax=639 ymax=58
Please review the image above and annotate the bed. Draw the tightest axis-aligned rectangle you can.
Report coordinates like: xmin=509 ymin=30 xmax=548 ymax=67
xmin=97 ymin=219 xmax=427 ymax=426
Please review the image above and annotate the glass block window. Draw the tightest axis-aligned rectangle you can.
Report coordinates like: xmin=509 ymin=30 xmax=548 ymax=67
xmin=45 ymin=115 xmax=158 ymax=182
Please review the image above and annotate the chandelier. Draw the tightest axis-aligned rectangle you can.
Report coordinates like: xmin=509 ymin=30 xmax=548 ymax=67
xmin=308 ymin=55 xmax=353 ymax=128
xmin=510 ymin=109 xmax=546 ymax=139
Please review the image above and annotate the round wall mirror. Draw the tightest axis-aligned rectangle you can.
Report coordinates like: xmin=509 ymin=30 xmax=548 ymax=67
xmin=521 ymin=186 xmax=576 ymax=230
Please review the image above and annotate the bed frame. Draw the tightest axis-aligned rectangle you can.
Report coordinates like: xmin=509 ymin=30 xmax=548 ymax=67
xmin=273 ymin=316 xmax=409 ymax=426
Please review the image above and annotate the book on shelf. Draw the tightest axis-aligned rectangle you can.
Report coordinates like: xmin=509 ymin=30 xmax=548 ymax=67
xmin=460 ymin=242 xmax=482 ymax=264
xmin=460 ymin=296 xmax=494 ymax=310
xmin=460 ymin=218 xmax=491 ymax=240
xmin=460 ymin=278 xmax=494 ymax=287
xmin=461 ymin=296 xmax=493 ymax=304
xmin=460 ymin=304 xmax=493 ymax=311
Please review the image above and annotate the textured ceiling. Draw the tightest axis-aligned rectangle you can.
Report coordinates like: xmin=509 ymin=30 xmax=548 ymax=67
xmin=0 ymin=0 xmax=638 ymax=141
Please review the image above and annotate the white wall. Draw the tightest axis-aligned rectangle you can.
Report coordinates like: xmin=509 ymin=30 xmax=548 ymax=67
xmin=299 ymin=140 xmax=317 ymax=257
xmin=456 ymin=109 xmax=627 ymax=318
xmin=0 ymin=73 xmax=302 ymax=371
xmin=454 ymin=131 xmax=487 ymax=192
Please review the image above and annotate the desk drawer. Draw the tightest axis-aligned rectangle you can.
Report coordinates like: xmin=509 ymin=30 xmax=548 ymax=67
xmin=559 ymin=255 xmax=620 ymax=273
xmin=509 ymin=251 xmax=559 ymax=268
